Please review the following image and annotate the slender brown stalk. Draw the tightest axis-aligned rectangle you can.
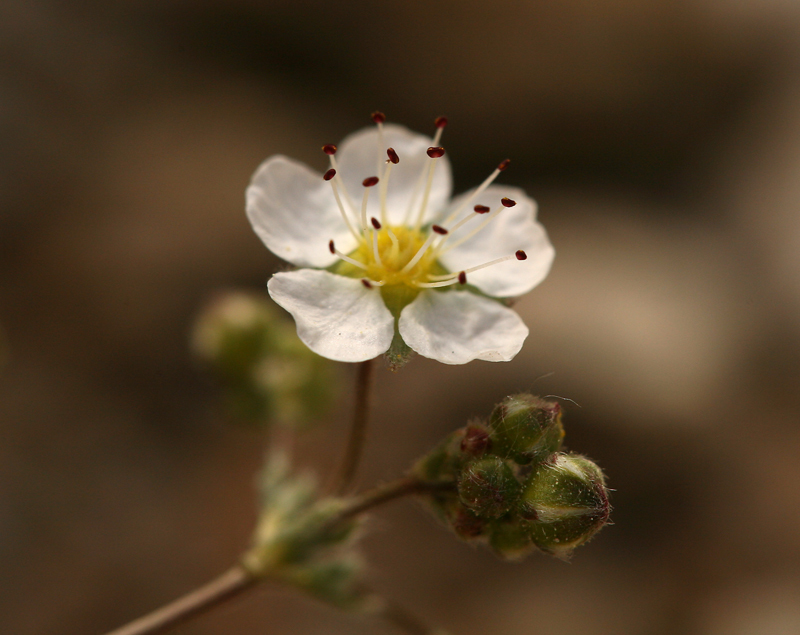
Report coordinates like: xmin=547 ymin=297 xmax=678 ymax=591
xmin=375 ymin=595 xmax=441 ymax=635
xmin=103 ymin=566 xmax=255 ymax=635
xmin=333 ymin=358 xmax=376 ymax=494
xmin=102 ymin=476 xmax=451 ymax=635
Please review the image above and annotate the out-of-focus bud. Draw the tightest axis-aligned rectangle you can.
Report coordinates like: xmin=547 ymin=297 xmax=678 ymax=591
xmin=191 ymin=291 xmax=335 ymax=426
xmin=487 ymin=517 xmax=536 ymax=560
xmin=459 ymin=423 xmax=492 ymax=457
xmin=457 ymin=457 xmax=521 ymax=519
xmin=242 ymin=452 xmax=365 ymax=607
xmin=521 ymin=453 xmax=611 ymax=559
xmin=488 ymin=394 xmax=564 ymax=464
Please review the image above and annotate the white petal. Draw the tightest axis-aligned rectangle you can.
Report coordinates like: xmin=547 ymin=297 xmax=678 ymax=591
xmin=268 ymin=269 xmax=394 ymax=363
xmin=399 ymin=290 xmax=529 ymax=364
xmin=337 ymin=124 xmax=452 ymax=226
xmin=246 ymin=156 xmax=359 ymax=268
xmin=439 ymin=185 xmax=555 ymax=297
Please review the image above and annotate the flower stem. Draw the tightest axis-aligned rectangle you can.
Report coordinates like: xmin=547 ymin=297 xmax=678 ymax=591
xmin=375 ymin=595 xmax=443 ymax=635
xmin=102 ymin=475 xmax=452 ymax=635
xmin=103 ymin=566 xmax=255 ymax=635
xmin=333 ymin=358 xmax=376 ymax=495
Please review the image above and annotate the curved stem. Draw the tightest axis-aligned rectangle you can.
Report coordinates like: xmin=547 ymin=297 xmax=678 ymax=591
xmin=103 ymin=566 xmax=255 ymax=635
xmin=333 ymin=358 xmax=376 ymax=494
xmin=103 ymin=476 xmax=453 ymax=635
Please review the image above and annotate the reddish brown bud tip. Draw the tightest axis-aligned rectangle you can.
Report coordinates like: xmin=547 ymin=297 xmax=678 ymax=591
xmin=323 ymin=168 xmax=336 ymax=181
xmin=362 ymin=176 xmax=379 ymax=187
xmin=515 ymin=250 xmax=527 ymax=260
xmin=371 ymin=217 xmax=382 ymax=230
xmin=361 ymin=278 xmax=373 ymax=289
xmin=427 ymin=146 xmax=446 ymax=158
xmin=501 ymin=197 xmax=516 ymax=208
xmin=458 ymin=271 xmax=467 ymax=285
xmin=386 ymin=147 xmax=399 ymax=164
xmin=434 ymin=116 xmax=448 ymax=129
xmin=498 ymin=158 xmax=511 ymax=171
xmin=460 ymin=425 xmax=491 ymax=456
xmin=328 ymin=240 xmax=335 ymax=254
xmin=474 ymin=205 xmax=490 ymax=214
xmin=371 ymin=111 xmax=386 ymax=124
xmin=322 ymin=144 xmax=337 ymax=155
xmin=432 ymin=225 xmax=448 ymax=235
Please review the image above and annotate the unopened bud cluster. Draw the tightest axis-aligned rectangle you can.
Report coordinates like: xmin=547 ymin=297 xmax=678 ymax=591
xmin=414 ymin=394 xmax=610 ymax=560
xmin=191 ymin=292 xmax=335 ymax=426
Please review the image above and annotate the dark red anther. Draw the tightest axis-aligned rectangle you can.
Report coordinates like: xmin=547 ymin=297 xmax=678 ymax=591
xmin=458 ymin=271 xmax=467 ymax=285
xmin=515 ymin=250 xmax=527 ymax=260
xmin=427 ymin=146 xmax=445 ymax=158
xmin=361 ymin=279 xmax=373 ymax=289
xmin=434 ymin=116 xmax=448 ymax=129
xmin=323 ymin=168 xmax=336 ymax=181
xmin=386 ymin=147 xmax=399 ymax=164
xmin=328 ymin=240 xmax=336 ymax=254
xmin=501 ymin=197 xmax=516 ymax=208
xmin=432 ymin=225 xmax=448 ymax=235
xmin=362 ymin=176 xmax=379 ymax=187
xmin=322 ymin=144 xmax=337 ymax=155
xmin=371 ymin=111 xmax=386 ymax=124
xmin=474 ymin=205 xmax=490 ymax=214
xmin=497 ymin=158 xmax=510 ymax=171
xmin=371 ymin=217 xmax=382 ymax=230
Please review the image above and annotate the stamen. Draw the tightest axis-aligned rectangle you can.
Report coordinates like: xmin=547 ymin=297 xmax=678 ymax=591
xmin=361 ymin=278 xmax=385 ymax=288
xmin=439 ymin=158 xmax=512 ymax=227
xmin=458 ymin=271 xmax=467 ymax=285
xmin=371 ymin=112 xmax=387 ymax=176
xmin=326 ymin=151 xmax=357 ymax=216
xmin=438 ymin=198 xmax=516 ymax=255
xmin=426 ymin=252 xmax=523 ymax=280
xmin=414 ymin=146 xmax=446 ymax=231
xmin=360 ymin=177 xmax=379 ymax=232
xmin=433 ymin=116 xmax=447 ymax=146
xmin=400 ymin=230 xmax=438 ymax=275
xmin=329 ymin=239 xmax=368 ymax=270
xmin=432 ymin=224 xmax=448 ymax=235
xmin=474 ymin=205 xmax=490 ymax=213
xmin=428 ymin=207 xmax=485 ymax=259
xmin=371 ymin=222 xmax=383 ymax=267
xmin=415 ymin=278 xmax=465 ymax=288
xmin=327 ymin=174 xmax=363 ymax=242
xmin=387 ymin=228 xmax=400 ymax=260
xmin=379 ymin=148 xmax=399 ymax=226
xmin=516 ymin=250 xmax=527 ymax=260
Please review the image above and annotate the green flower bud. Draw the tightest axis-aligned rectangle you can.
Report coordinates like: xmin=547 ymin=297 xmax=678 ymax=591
xmin=487 ymin=517 xmax=536 ymax=561
xmin=488 ymin=394 xmax=564 ymax=464
xmin=459 ymin=423 xmax=492 ymax=457
xmin=521 ymin=453 xmax=610 ymax=559
xmin=191 ymin=292 xmax=335 ymax=426
xmin=458 ymin=457 xmax=521 ymax=519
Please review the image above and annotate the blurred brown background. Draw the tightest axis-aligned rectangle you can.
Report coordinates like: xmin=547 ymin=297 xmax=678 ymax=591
xmin=2 ymin=0 xmax=800 ymax=633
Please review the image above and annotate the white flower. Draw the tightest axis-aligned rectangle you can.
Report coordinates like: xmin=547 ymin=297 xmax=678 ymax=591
xmin=246 ymin=114 xmax=555 ymax=365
